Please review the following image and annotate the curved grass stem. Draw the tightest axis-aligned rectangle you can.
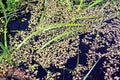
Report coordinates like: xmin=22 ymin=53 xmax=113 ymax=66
xmin=16 ymin=27 xmax=44 ymax=50
xmin=17 ymin=23 xmax=91 ymax=50
xmin=41 ymin=25 xmax=90 ymax=49
xmin=72 ymin=16 xmax=102 ymax=23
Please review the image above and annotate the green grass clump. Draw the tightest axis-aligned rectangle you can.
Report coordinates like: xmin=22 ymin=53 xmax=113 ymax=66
xmin=0 ymin=1 xmax=11 ymax=63
xmin=0 ymin=0 xmax=10 ymax=50
xmin=0 ymin=0 xmax=22 ymax=63
xmin=6 ymin=0 xmax=19 ymax=11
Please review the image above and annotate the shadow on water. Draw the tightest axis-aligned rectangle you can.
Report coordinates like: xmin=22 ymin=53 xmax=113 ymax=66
xmin=65 ymin=55 xmax=77 ymax=70
xmin=64 ymin=33 xmax=92 ymax=70
xmin=78 ymin=33 xmax=91 ymax=66
xmin=6 ymin=10 xmax=31 ymax=48
xmin=19 ymin=59 xmax=47 ymax=79
xmin=47 ymin=65 xmax=73 ymax=80
xmin=31 ymin=60 xmax=47 ymax=79
xmin=8 ymin=12 xmax=31 ymax=36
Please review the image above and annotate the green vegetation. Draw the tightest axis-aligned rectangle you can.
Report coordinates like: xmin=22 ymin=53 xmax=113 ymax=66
xmin=39 ymin=0 xmax=47 ymax=24
xmin=0 ymin=0 xmax=26 ymax=63
xmin=0 ymin=1 xmax=12 ymax=63
xmin=0 ymin=0 xmax=119 ymax=79
xmin=17 ymin=23 xmax=91 ymax=50
xmin=86 ymin=0 xmax=104 ymax=9
xmin=0 ymin=42 xmax=11 ymax=64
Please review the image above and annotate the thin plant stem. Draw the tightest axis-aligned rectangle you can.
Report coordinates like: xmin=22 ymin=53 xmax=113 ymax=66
xmin=0 ymin=0 xmax=7 ymax=22
xmin=77 ymin=0 xmax=84 ymax=11
xmin=83 ymin=58 xmax=101 ymax=80
xmin=39 ymin=0 xmax=47 ymax=24
xmin=76 ymin=50 xmax=80 ymax=67
xmin=72 ymin=16 xmax=102 ymax=23
xmin=0 ymin=42 xmax=10 ymax=63
xmin=86 ymin=0 xmax=103 ymax=9
xmin=111 ymin=0 xmax=119 ymax=11
xmin=66 ymin=0 xmax=73 ymax=11
xmin=4 ymin=17 xmax=11 ymax=50
xmin=16 ymin=27 xmax=44 ymax=50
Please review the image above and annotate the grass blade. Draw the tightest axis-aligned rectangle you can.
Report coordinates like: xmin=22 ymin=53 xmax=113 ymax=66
xmin=111 ymin=0 xmax=119 ymax=11
xmin=77 ymin=0 xmax=84 ymax=11
xmin=0 ymin=42 xmax=6 ymax=51
xmin=17 ymin=23 xmax=90 ymax=50
xmin=66 ymin=0 xmax=73 ymax=11
xmin=43 ymin=23 xmax=90 ymax=32
xmin=0 ymin=0 xmax=7 ymax=21
xmin=16 ymin=27 xmax=44 ymax=50
xmin=0 ymin=42 xmax=10 ymax=63
xmin=41 ymin=30 xmax=74 ymax=49
xmin=72 ymin=16 xmax=102 ymax=22
xmin=4 ymin=17 xmax=11 ymax=50
xmin=83 ymin=58 xmax=101 ymax=80
xmin=39 ymin=0 xmax=47 ymax=24
xmin=41 ymin=25 xmax=90 ymax=49
xmin=86 ymin=0 xmax=103 ymax=9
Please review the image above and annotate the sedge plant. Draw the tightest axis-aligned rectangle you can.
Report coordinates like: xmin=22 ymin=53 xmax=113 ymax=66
xmin=0 ymin=0 xmax=13 ymax=64
xmin=0 ymin=0 xmax=24 ymax=63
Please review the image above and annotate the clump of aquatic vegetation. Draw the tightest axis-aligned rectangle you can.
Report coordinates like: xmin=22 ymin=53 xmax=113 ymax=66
xmin=0 ymin=0 xmax=120 ymax=79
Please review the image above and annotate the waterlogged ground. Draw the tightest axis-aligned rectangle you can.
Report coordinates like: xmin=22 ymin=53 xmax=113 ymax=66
xmin=0 ymin=0 xmax=120 ymax=80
